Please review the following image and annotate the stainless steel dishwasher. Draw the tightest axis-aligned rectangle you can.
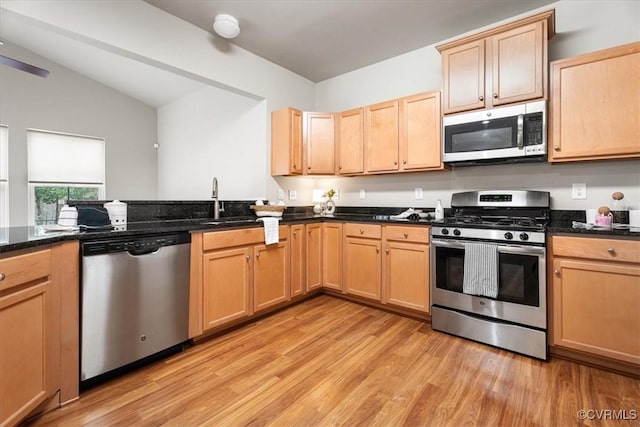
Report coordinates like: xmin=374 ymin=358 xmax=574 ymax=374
xmin=81 ymin=232 xmax=191 ymax=383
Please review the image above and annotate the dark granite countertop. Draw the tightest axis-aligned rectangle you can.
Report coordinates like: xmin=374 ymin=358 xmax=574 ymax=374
xmin=2 ymin=208 xmax=638 ymax=254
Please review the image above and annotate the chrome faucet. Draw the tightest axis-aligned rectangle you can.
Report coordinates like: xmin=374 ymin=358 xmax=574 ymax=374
xmin=212 ymin=177 xmax=220 ymax=219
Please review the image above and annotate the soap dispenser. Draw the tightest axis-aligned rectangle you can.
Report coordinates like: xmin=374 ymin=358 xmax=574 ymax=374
xmin=435 ymin=199 xmax=444 ymax=221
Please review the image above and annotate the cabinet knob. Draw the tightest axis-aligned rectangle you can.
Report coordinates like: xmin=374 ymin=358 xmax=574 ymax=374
xmin=403 ymin=160 xmax=407 ymax=164
xmin=403 ymin=232 xmax=408 ymax=238
xmin=293 ymin=164 xmax=297 ymax=169
xmin=385 ymin=249 xmax=389 ymax=254
xmin=479 ymin=95 xmax=484 ymax=101
xmin=553 ymin=146 xmax=560 ymax=151
xmin=256 ymin=253 xmax=260 ymax=258
xmin=360 ymin=229 xmax=364 ymax=234
xmin=607 ymin=247 xmax=616 ymax=253
xmin=493 ymin=93 xmax=498 ymax=99
xmin=308 ymin=166 xmax=311 ymax=170
xmin=293 ymin=231 xmax=296 ymax=237
xmin=339 ymin=166 xmax=343 ymax=170
xmin=246 ymin=255 xmax=250 ymax=261
xmin=554 ymin=269 xmax=560 ymax=275
xmin=0 ymin=273 xmax=4 ymax=281
xmin=376 ymin=248 xmax=380 ymax=254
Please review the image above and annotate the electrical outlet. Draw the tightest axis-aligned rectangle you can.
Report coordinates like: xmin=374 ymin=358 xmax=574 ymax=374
xmin=278 ymin=189 xmax=285 ymax=200
xmin=333 ymin=190 xmax=340 ymax=200
xmin=288 ymin=190 xmax=297 ymax=201
xmin=414 ymin=187 xmax=423 ymax=200
xmin=359 ymin=189 xmax=366 ymax=199
xmin=572 ymin=183 xmax=587 ymax=199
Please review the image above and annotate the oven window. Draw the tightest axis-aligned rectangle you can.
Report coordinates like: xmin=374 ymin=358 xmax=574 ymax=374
xmin=445 ymin=116 xmax=517 ymax=153
xmin=435 ymin=246 xmax=540 ymax=307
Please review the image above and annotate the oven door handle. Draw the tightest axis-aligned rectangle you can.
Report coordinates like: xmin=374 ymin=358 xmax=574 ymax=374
xmin=432 ymin=239 xmax=545 ymax=256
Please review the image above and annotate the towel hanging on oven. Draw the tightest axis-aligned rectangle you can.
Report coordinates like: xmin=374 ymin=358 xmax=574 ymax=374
xmin=463 ymin=242 xmax=498 ymax=298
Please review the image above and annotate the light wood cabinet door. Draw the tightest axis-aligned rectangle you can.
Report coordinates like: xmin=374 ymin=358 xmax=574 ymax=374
xmin=202 ymin=247 xmax=252 ymax=330
xmin=290 ymin=224 xmax=305 ymax=297
xmin=344 ymin=237 xmax=381 ymax=301
xmin=0 ymin=250 xmax=54 ymax=427
xmin=490 ymin=21 xmax=544 ymax=107
xmin=442 ymin=39 xmax=486 ymax=114
xmin=322 ymin=223 xmax=343 ymax=291
xmin=253 ymin=242 xmax=290 ymax=312
xmin=383 ymin=241 xmax=430 ymax=312
xmin=399 ymin=91 xmax=443 ymax=171
xmin=549 ymin=42 xmax=640 ymax=162
xmin=365 ymin=100 xmax=399 ymax=173
xmin=306 ymin=223 xmax=323 ymax=290
xmin=337 ymin=108 xmax=364 ymax=175
xmin=552 ymin=258 xmax=640 ymax=365
xmin=271 ymin=107 xmax=303 ymax=176
xmin=304 ymin=112 xmax=335 ymax=174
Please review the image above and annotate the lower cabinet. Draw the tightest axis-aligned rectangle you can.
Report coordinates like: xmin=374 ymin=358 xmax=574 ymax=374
xmin=383 ymin=226 xmax=430 ymax=312
xmin=551 ymin=236 xmax=640 ymax=367
xmin=1 ymin=243 xmax=78 ymax=427
xmin=344 ymin=224 xmax=382 ymax=300
xmin=196 ymin=226 xmax=290 ymax=334
xmin=322 ymin=223 xmax=343 ymax=290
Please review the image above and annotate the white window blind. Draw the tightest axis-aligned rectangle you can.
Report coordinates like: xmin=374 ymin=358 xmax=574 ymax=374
xmin=28 ymin=129 xmax=105 ymax=184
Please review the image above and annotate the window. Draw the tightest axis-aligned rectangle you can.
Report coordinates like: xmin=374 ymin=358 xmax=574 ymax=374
xmin=0 ymin=125 xmax=8 ymax=229
xmin=27 ymin=129 xmax=105 ymax=225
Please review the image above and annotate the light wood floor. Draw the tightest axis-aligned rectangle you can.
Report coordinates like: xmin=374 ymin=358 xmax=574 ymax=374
xmin=29 ymin=295 xmax=639 ymax=426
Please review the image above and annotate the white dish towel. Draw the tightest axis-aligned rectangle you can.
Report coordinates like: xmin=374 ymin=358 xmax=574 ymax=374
xmin=257 ymin=217 xmax=280 ymax=245
xmin=463 ymin=242 xmax=499 ymax=298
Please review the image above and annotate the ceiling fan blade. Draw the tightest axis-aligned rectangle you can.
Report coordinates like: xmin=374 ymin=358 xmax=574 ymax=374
xmin=0 ymin=54 xmax=50 ymax=78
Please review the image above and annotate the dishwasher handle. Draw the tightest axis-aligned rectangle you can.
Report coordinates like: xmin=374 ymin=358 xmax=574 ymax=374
xmin=127 ymin=246 xmax=161 ymax=256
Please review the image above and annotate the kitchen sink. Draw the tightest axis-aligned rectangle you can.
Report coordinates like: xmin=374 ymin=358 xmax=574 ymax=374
xmin=200 ymin=218 xmax=256 ymax=226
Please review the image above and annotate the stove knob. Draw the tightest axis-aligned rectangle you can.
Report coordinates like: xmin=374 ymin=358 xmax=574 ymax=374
xmin=504 ymin=232 xmax=513 ymax=240
xmin=519 ymin=233 xmax=529 ymax=241
xmin=441 ymin=228 xmax=449 ymax=235
xmin=453 ymin=229 xmax=461 ymax=236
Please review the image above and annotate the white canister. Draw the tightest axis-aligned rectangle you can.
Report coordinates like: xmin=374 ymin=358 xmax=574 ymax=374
xmin=103 ymin=200 xmax=127 ymax=225
xmin=58 ymin=205 xmax=78 ymax=227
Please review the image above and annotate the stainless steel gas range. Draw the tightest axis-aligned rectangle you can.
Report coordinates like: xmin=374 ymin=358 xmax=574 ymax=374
xmin=430 ymin=190 xmax=550 ymax=360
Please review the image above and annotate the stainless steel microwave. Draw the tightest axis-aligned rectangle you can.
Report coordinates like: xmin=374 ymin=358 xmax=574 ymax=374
xmin=442 ymin=100 xmax=546 ymax=165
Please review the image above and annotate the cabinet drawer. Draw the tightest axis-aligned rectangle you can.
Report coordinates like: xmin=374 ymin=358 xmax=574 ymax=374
xmin=0 ymin=249 xmax=52 ymax=292
xmin=203 ymin=226 xmax=288 ymax=251
xmin=344 ymin=223 xmax=382 ymax=239
xmin=552 ymin=236 xmax=640 ymax=264
xmin=384 ymin=225 xmax=429 ymax=244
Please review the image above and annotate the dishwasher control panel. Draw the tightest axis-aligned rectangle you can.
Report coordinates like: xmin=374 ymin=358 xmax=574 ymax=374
xmin=82 ymin=232 xmax=191 ymax=256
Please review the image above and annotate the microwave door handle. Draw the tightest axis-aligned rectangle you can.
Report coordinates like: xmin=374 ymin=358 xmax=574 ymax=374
xmin=517 ymin=114 xmax=524 ymax=149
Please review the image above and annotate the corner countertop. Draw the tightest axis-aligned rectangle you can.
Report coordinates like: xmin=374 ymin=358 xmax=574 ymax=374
xmin=1 ymin=212 xmax=638 ymax=254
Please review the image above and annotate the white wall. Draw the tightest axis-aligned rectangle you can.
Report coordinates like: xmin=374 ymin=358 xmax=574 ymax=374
xmin=313 ymin=0 xmax=640 ymax=210
xmin=157 ymin=86 xmax=265 ymax=200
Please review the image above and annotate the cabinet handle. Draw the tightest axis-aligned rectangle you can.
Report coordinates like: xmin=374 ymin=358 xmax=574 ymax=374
xmin=403 ymin=232 xmax=408 ymax=238
xmin=293 ymin=164 xmax=297 ymax=169
xmin=479 ymin=95 xmax=484 ymax=101
xmin=385 ymin=249 xmax=389 ymax=254
xmin=403 ymin=160 xmax=407 ymax=164
xmin=360 ymin=228 xmax=364 ymax=234
xmin=339 ymin=166 xmax=343 ymax=170
xmin=553 ymin=146 xmax=560 ymax=151
xmin=493 ymin=93 xmax=498 ymax=99
xmin=246 ymin=255 xmax=250 ymax=261
xmin=0 ymin=273 xmax=4 ymax=281
xmin=607 ymin=247 xmax=616 ymax=253
xmin=393 ymin=161 xmax=398 ymax=165
xmin=293 ymin=231 xmax=296 ymax=237
xmin=554 ymin=270 xmax=560 ymax=275
xmin=376 ymin=248 xmax=380 ymax=254
xmin=256 ymin=253 xmax=260 ymax=259
xmin=308 ymin=166 xmax=311 ymax=170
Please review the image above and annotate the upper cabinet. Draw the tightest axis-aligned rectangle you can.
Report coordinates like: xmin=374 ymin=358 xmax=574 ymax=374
xmin=549 ymin=42 xmax=640 ymax=163
xmin=337 ymin=108 xmax=365 ymax=175
xmin=304 ymin=112 xmax=336 ymax=174
xmin=365 ymin=100 xmax=400 ymax=173
xmin=399 ymin=91 xmax=443 ymax=171
xmin=271 ymin=107 xmax=303 ymax=176
xmin=437 ymin=10 xmax=554 ymax=115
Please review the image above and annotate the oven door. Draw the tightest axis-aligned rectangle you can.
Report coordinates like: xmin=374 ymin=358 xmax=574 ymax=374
xmin=431 ymin=239 xmax=546 ymax=329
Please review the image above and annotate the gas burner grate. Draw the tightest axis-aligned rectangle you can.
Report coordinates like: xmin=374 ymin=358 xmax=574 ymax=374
xmin=444 ymin=215 xmax=483 ymax=224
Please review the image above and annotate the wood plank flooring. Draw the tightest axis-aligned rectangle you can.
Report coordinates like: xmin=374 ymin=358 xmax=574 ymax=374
xmin=28 ymin=295 xmax=640 ymax=426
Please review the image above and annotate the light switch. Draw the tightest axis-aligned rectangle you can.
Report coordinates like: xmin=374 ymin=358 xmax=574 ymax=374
xmin=288 ymin=190 xmax=297 ymax=200
xmin=359 ymin=189 xmax=366 ymax=199
xmin=414 ymin=187 xmax=423 ymax=200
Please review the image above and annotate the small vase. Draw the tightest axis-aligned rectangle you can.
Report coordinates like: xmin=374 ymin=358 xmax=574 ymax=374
xmin=324 ymin=197 xmax=336 ymax=216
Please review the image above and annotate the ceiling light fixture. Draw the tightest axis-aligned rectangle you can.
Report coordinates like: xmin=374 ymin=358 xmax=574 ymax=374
xmin=213 ymin=14 xmax=240 ymax=39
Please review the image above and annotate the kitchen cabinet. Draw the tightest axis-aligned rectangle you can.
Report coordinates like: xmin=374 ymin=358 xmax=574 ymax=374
xmin=399 ymin=91 xmax=443 ymax=171
xmin=196 ymin=226 xmax=289 ymax=333
xmin=304 ymin=112 xmax=336 ymax=174
xmin=550 ymin=236 xmax=640 ymax=367
xmin=344 ymin=223 xmax=382 ymax=300
xmin=365 ymin=100 xmax=399 ymax=173
xmin=271 ymin=107 xmax=303 ymax=176
xmin=382 ymin=226 xmax=430 ymax=312
xmin=0 ymin=248 xmax=57 ymax=427
xmin=290 ymin=224 xmax=305 ymax=297
xmin=306 ymin=223 xmax=323 ymax=291
xmin=549 ymin=42 xmax=640 ymax=162
xmin=437 ymin=10 xmax=553 ymax=114
xmin=322 ymin=222 xmax=343 ymax=291
xmin=337 ymin=108 xmax=364 ymax=175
